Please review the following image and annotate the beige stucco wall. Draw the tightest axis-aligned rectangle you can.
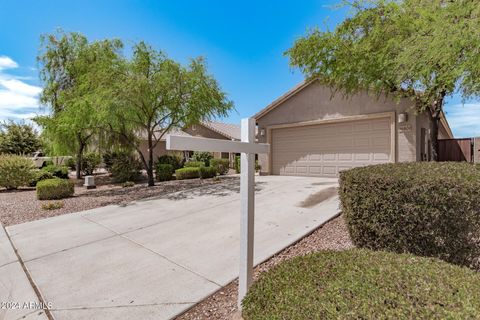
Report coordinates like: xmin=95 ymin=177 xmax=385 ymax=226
xmin=183 ymin=124 xmax=231 ymax=159
xmin=139 ymin=140 xmax=168 ymax=162
xmin=256 ymin=81 xmax=422 ymax=174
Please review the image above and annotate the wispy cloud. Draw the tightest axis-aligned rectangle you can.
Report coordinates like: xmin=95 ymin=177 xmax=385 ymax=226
xmin=0 ymin=55 xmax=44 ymax=123
xmin=444 ymin=103 xmax=480 ymax=138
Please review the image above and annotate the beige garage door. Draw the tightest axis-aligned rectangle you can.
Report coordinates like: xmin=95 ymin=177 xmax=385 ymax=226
xmin=271 ymin=117 xmax=392 ymax=176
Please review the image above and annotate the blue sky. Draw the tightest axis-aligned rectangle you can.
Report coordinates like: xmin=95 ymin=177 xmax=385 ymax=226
xmin=0 ymin=0 xmax=478 ymax=137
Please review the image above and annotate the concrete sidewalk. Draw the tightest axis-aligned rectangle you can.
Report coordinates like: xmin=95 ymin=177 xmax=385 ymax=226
xmin=5 ymin=176 xmax=339 ymax=320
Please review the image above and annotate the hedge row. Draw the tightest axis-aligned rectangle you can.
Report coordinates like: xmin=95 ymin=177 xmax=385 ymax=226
xmin=339 ymin=162 xmax=480 ymax=269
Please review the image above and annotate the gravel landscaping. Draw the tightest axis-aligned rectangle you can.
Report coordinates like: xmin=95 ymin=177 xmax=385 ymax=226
xmin=0 ymin=173 xmax=237 ymax=226
xmin=177 ymin=215 xmax=354 ymax=320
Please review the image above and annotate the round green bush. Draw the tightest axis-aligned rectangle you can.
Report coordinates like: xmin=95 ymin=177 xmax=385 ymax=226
xmin=191 ymin=151 xmax=213 ymax=166
xmin=156 ymin=163 xmax=174 ymax=181
xmin=210 ymin=158 xmax=229 ymax=175
xmin=156 ymin=154 xmax=183 ymax=170
xmin=42 ymin=165 xmax=69 ymax=179
xmin=110 ymin=153 xmax=142 ymax=183
xmin=175 ymin=167 xmax=200 ymax=180
xmin=81 ymin=152 xmax=102 ymax=175
xmin=199 ymin=166 xmax=217 ymax=179
xmin=36 ymin=178 xmax=74 ymax=200
xmin=30 ymin=169 xmax=54 ymax=187
xmin=242 ymin=249 xmax=480 ymax=319
xmin=0 ymin=154 xmax=35 ymax=189
xmin=339 ymin=162 xmax=480 ymax=270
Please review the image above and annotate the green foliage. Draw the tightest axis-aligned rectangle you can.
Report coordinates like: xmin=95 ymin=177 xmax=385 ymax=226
xmin=103 ymin=150 xmax=135 ymax=171
xmin=81 ymin=152 xmax=101 ymax=175
xmin=255 ymin=160 xmax=261 ymax=172
xmin=339 ymin=162 xmax=480 ymax=269
xmin=42 ymin=165 xmax=69 ymax=179
xmin=199 ymin=166 xmax=217 ymax=179
xmin=30 ymin=169 xmax=54 ymax=187
xmin=36 ymin=178 xmax=74 ymax=200
xmin=110 ymin=153 xmax=142 ymax=183
xmin=191 ymin=151 xmax=213 ymax=166
xmin=65 ymin=157 xmax=76 ymax=170
xmin=121 ymin=181 xmax=135 ymax=188
xmin=175 ymin=167 xmax=200 ymax=180
xmin=0 ymin=122 xmax=41 ymax=155
xmin=156 ymin=163 xmax=174 ymax=182
xmin=210 ymin=158 xmax=229 ymax=175
xmin=0 ymin=155 xmax=35 ymax=189
xmin=41 ymin=201 xmax=64 ymax=210
xmin=242 ymin=249 xmax=480 ymax=319
xmin=156 ymin=154 xmax=183 ymax=170
xmin=184 ymin=161 xmax=205 ymax=168
xmin=235 ymin=155 xmax=240 ymax=173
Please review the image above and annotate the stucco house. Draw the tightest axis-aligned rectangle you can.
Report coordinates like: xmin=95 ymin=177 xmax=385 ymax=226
xmin=138 ymin=121 xmax=241 ymax=164
xmin=254 ymin=80 xmax=453 ymax=177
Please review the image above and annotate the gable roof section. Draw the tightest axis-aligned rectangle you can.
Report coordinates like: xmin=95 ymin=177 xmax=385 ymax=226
xmin=200 ymin=121 xmax=241 ymax=140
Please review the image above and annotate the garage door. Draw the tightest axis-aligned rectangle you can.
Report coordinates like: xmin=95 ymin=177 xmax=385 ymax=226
xmin=271 ymin=117 xmax=392 ymax=176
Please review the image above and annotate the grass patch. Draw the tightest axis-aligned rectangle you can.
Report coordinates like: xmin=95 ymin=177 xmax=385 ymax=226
xmin=242 ymin=249 xmax=480 ymax=319
xmin=41 ymin=201 xmax=64 ymax=210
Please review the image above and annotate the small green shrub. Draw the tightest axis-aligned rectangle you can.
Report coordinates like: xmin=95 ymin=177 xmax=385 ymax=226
xmin=81 ymin=152 xmax=102 ymax=175
xmin=122 ymin=181 xmax=135 ymax=188
xmin=156 ymin=154 xmax=183 ymax=170
xmin=175 ymin=167 xmax=200 ymax=180
xmin=184 ymin=161 xmax=205 ymax=168
xmin=42 ymin=165 xmax=69 ymax=179
xmin=110 ymin=153 xmax=142 ymax=183
xmin=156 ymin=163 xmax=174 ymax=181
xmin=242 ymin=249 xmax=480 ymax=319
xmin=255 ymin=160 xmax=261 ymax=172
xmin=37 ymin=178 xmax=74 ymax=200
xmin=41 ymin=201 xmax=64 ymax=210
xmin=210 ymin=158 xmax=229 ymax=175
xmin=235 ymin=155 xmax=240 ymax=173
xmin=191 ymin=151 xmax=213 ymax=166
xmin=339 ymin=162 xmax=480 ymax=269
xmin=0 ymin=154 xmax=35 ymax=189
xmin=29 ymin=169 xmax=54 ymax=187
xmin=65 ymin=157 xmax=76 ymax=170
xmin=199 ymin=166 xmax=217 ymax=179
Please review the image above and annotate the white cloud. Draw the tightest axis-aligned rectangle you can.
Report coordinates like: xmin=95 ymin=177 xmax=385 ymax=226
xmin=0 ymin=55 xmax=44 ymax=122
xmin=444 ymin=103 xmax=480 ymax=138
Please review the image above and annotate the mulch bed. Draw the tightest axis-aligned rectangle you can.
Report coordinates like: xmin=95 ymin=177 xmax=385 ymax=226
xmin=176 ymin=215 xmax=354 ymax=320
xmin=0 ymin=173 xmax=236 ymax=227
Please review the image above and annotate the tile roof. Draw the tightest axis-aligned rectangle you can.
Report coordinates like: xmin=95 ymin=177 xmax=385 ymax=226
xmin=201 ymin=121 xmax=241 ymax=140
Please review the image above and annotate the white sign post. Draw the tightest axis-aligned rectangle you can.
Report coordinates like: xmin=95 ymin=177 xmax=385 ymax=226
xmin=166 ymin=118 xmax=269 ymax=309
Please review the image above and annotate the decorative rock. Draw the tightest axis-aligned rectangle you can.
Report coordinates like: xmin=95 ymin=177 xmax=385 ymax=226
xmin=84 ymin=175 xmax=96 ymax=189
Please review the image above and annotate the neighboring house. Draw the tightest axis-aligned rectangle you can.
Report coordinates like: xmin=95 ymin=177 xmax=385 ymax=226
xmin=138 ymin=121 xmax=241 ymax=164
xmin=254 ymin=80 xmax=453 ymax=177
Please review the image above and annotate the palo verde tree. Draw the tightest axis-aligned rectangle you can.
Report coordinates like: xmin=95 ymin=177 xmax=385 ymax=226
xmin=0 ymin=121 xmax=41 ymax=155
xmin=103 ymin=42 xmax=233 ymax=186
xmin=36 ymin=30 xmax=122 ymax=178
xmin=286 ymin=0 xmax=480 ymax=160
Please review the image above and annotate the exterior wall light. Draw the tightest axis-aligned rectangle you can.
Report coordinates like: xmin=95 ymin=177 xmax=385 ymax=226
xmin=260 ymin=128 xmax=265 ymax=136
xmin=398 ymin=112 xmax=408 ymax=123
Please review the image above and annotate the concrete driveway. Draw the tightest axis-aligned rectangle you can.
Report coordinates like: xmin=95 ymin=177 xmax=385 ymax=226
xmin=3 ymin=175 xmax=339 ymax=320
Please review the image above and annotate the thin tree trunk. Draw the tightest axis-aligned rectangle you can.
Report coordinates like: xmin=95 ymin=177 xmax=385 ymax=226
xmin=430 ymin=114 xmax=440 ymax=161
xmin=147 ymin=131 xmax=155 ymax=187
xmin=76 ymin=140 xmax=85 ymax=179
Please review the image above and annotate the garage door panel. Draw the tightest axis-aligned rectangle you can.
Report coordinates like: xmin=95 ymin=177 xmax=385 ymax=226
xmin=271 ymin=117 xmax=392 ymax=177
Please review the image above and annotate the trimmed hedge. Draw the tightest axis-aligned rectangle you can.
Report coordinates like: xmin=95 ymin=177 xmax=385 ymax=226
xmin=156 ymin=154 xmax=183 ymax=170
xmin=339 ymin=162 xmax=480 ymax=269
xmin=42 ymin=165 xmax=69 ymax=179
xmin=184 ymin=161 xmax=205 ymax=168
xmin=156 ymin=163 xmax=174 ymax=181
xmin=242 ymin=249 xmax=480 ymax=319
xmin=30 ymin=169 xmax=54 ymax=187
xmin=210 ymin=158 xmax=229 ymax=175
xmin=36 ymin=178 xmax=74 ymax=200
xmin=175 ymin=167 xmax=200 ymax=180
xmin=0 ymin=154 xmax=35 ymax=189
xmin=199 ymin=166 xmax=217 ymax=179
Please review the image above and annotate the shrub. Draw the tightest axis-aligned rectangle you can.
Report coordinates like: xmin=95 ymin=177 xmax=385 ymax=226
xmin=110 ymin=153 xmax=142 ymax=183
xmin=184 ymin=161 xmax=205 ymax=168
xmin=122 ymin=181 xmax=135 ymax=188
xmin=191 ymin=151 xmax=213 ymax=166
xmin=41 ymin=201 xmax=64 ymax=210
xmin=175 ymin=167 xmax=200 ymax=180
xmin=210 ymin=158 xmax=229 ymax=175
xmin=29 ymin=169 xmax=54 ymax=187
xmin=156 ymin=154 xmax=183 ymax=170
xmin=65 ymin=157 xmax=76 ymax=170
xmin=0 ymin=154 xmax=35 ymax=189
xmin=255 ymin=160 xmax=261 ymax=172
xmin=37 ymin=178 xmax=74 ymax=200
xmin=199 ymin=166 xmax=217 ymax=179
xmin=81 ymin=152 xmax=102 ymax=175
xmin=156 ymin=163 xmax=174 ymax=181
xmin=242 ymin=249 xmax=480 ymax=319
xmin=42 ymin=164 xmax=69 ymax=179
xmin=235 ymin=155 xmax=240 ymax=173
xmin=339 ymin=162 xmax=480 ymax=269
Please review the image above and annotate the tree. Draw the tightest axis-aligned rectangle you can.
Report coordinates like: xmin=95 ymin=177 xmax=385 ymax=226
xmin=0 ymin=121 xmax=41 ymax=155
xmin=36 ymin=30 xmax=122 ymax=178
xmin=286 ymin=0 xmax=480 ymax=160
xmin=103 ymin=42 xmax=233 ymax=186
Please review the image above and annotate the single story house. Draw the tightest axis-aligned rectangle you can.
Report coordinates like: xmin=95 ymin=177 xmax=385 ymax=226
xmin=254 ymin=80 xmax=453 ymax=177
xmin=139 ymin=121 xmax=241 ymax=164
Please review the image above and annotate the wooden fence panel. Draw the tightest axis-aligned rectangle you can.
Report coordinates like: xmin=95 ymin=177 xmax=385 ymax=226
xmin=438 ymin=138 xmax=473 ymax=162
